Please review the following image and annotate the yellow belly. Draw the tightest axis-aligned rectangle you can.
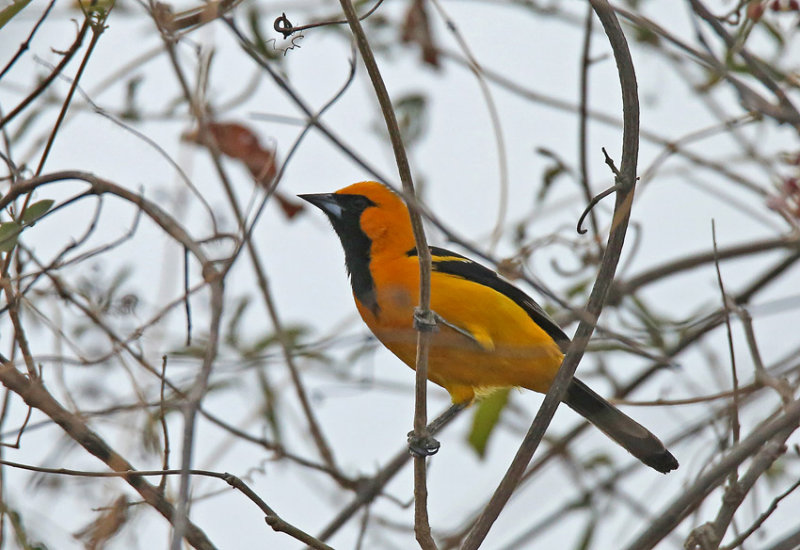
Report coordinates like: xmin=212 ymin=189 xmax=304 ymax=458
xmin=357 ymin=258 xmax=565 ymax=404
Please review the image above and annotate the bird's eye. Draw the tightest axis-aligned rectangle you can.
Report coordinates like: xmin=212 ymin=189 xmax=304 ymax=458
xmin=349 ymin=195 xmax=375 ymax=211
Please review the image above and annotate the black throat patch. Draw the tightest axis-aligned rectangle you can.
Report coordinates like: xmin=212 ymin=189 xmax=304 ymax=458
xmin=326 ymin=196 xmax=380 ymax=317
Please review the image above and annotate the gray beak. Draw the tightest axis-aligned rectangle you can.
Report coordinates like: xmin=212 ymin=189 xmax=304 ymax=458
xmin=298 ymin=193 xmax=344 ymax=219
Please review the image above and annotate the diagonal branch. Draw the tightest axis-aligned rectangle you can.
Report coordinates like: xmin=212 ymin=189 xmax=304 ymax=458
xmin=462 ymin=1 xmax=640 ymax=546
xmin=625 ymin=398 xmax=800 ymax=550
xmin=0 ymin=362 xmax=217 ymax=550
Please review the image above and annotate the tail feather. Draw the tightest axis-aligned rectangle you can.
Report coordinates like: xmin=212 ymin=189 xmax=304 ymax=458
xmin=564 ymin=378 xmax=678 ymax=474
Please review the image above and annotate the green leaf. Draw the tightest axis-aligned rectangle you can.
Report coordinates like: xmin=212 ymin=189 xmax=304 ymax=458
xmin=573 ymin=514 xmax=598 ymax=550
xmin=467 ymin=387 xmax=510 ymax=458
xmin=394 ymin=93 xmax=428 ymax=147
xmin=21 ymin=199 xmax=54 ymax=225
xmin=0 ymin=221 xmax=22 ymax=252
xmin=534 ymin=147 xmax=570 ymax=202
xmin=0 ymin=0 xmax=32 ymax=31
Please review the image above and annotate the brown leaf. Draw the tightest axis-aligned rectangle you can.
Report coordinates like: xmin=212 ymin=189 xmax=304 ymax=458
xmin=74 ymin=495 xmax=128 ymax=550
xmin=183 ymin=122 xmax=278 ymax=186
xmin=275 ymin=191 xmax=305 ymax=219
xmin=747 ymin=1 xmax=765 ymax=20
xmin=401 ymin=0 xmax=439 ymax=68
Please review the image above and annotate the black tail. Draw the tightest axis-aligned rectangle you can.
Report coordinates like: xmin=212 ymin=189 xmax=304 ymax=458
xmin=564 ymin=378 xmax=678 ymax=473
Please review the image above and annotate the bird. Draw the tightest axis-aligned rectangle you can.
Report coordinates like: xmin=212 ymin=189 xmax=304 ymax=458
xmin=300 ymin=181 xmax=678 ymax=473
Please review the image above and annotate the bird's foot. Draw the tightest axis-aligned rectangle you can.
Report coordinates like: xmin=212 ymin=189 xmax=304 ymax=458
xmin=407 ymin=430 xmax=440 ymax=457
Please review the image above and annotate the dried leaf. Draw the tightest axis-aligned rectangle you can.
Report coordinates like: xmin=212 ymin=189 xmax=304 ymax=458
xmin=73 ymin=496 xmax=128 ymax=550
xmin=401 ymin=0 xmax=439 ymax=68
xmin=183 ymin=122 xmax=279 ymax=188
xmin=274 ymin=191 xmax=304 ymax=219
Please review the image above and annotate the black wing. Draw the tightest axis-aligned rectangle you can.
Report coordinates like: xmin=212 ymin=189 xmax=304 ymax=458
xmin=408 ymin=246 xmax=570 ymax=352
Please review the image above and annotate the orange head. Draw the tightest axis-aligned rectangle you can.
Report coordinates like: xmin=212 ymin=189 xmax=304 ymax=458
xmin=299 ymin=181 xmax=416 ymax=260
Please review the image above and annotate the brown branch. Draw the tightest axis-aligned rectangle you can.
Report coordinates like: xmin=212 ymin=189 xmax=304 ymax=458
xmin=0 ymin=0 xmax=57 ymax=81
xmin=338 ymin=0 xmax=437 ymax=548
xmin=0 ymin=363 xmax=217 ymax=550
xmin=0 ymin=171 xmax=211 ymax=270
xmin=33 ymin=5 xmax=110 ymax=177
xmin=624 ymin=398 xmax=800 ymax=550
xmin=154 ymin=14 xmax=340 ymax=478
xmin=687 ymin=0 xmax=800 ymax=131
xmin=737 ymin=307 xmax=794 ymax=402
xmin=685 ymin=439 xmax=787 ymax=550
xmin=0 ymin=278 xmax=37 ymax=378
xmin=577 ymin=4 xmax=602 ymax=244
xmin=0 ymin=458 xmax=332 ymax=550
xmin=712 ymin=221 xmax=741 ymax=447
xmin=171 ymin=278 xmax=224 ymax=549
xmin=428 ymin=0 xmax=509 ymax=251
xmin=0 ymin=15 xmax=90 ymax=130
xmin=720 ymin=475 xmax=800 ymax=550
xmin=317 ymin=404 xmax=464 ymax=542
xmin=462 ymin=2 xmax=641 ymax=547
xmin=271 ymin=0 xmax=385 ymax=37
xmin=223 ymin=19 xmax=393 ymax=185
xmin=610 ymin=235 xmax=800 ymax=303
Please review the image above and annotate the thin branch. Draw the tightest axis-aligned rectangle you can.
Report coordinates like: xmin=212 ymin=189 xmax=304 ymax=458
xmin=33 ymin=6 xmax=110 ymax=177
xmin=0 ymin=363 xmax=217 ymax=550
xmin=625 ymin=398 xmax=800 ymax=550
xmin=712 ymin=220 xmax=741 ymax=447
xmin=0 ymin=278 xmax=37 ymax=378
xmin=720 ymin=475 xmax=800 ymax=550
xmin=610 ymin=235 xmax=800 ymax=302
xmin=685 ymin=439 xmax=787 ymax=550
xmin=271 ymin=0 xmax=385 ymax=37
xmin=577 ymin=4 xmax=602 ymax=244
xmin=428 ymin=0 xmax=509 ymax=252
xmin=159 ymin=13 xmax=340 ymax=476
xmin=0 ymin=458 xmax=332 ymax=550
xmin=687 ymin=0 xmax=800 ymax=131
xmin=0 ymin=16 xmax=90 ymax=130
xmin=317 ymin=404 xmax=464 ymax=542
xmin=0 ymin=0 xmax=57 ymax=81
xmin=338 ymin=1 xmax=437 ymax=548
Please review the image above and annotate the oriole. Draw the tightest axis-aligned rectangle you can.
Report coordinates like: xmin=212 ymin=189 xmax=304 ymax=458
xmin=300 ymin=181 xmax=678 ymax=473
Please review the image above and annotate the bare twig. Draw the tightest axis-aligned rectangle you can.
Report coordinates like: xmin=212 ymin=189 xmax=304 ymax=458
xmin=0 ymin=0 xmax=57 ymax=81
xmin=317 ymin=404 xmax=464 ymax=542
xmin=272 ymin=0 xmax=385 ymax=37
xmin=33 ymin=5 xmax=111 ymax=177
xmin=720 ymin=475 xmax=800 ymax=550
xmin=338 ymin=0 xmax=437 ymax=547
xmin=711 ymin=220 xmax=741 ymax=447
xmin=0 ymin=16 xmax=90 ymax=130
xmin=428 ymin=0 xmax=509 ymax=252
xmin=0 ymin=458 xmax=332 ymax=550
xmin=577 ymin=4 xmax=602 ymax=244
xmin=0 ymin=363 xmax=217 ymax=550
xmin=685 ymin=439 xmax=787 ymax=550
xmin=687 ymin=0 xmax=800 ymax=131
xmin=625 ymin=398 xmax=800 ymax=550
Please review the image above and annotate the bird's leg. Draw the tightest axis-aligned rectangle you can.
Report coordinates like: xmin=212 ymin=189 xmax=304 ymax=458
xmin=406 ymin=402 xmax=467 ymax=457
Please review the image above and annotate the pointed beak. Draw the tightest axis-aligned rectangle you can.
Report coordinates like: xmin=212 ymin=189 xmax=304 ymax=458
xmin=298 ymin=193 xmax=344 ymax=220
